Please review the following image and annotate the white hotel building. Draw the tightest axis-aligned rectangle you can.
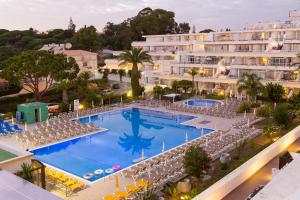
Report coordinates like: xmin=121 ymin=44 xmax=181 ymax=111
xmin=105 ymin=10 xmax=300 ymax=95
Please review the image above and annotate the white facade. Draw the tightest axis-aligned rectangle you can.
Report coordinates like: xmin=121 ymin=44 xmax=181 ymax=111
xmin=106 ymin=10 xmax=300 ymax=93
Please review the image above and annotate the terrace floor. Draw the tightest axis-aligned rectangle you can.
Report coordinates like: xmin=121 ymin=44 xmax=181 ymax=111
xmin=0 ymin=148 xmax=17 ymax=162
xmin=222 ymin=138 xmax=300 ymax=200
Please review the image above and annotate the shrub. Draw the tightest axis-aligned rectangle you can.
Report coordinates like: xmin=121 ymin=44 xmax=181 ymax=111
xmin=188 ymin=187 xmax=205 ymax=198
xmin=273 ymin=104 xmax=292 ymax=127
xmin=153 ymin=85 xmax=165 ymax=99
xmin=220 ymin=160 xmax=229 ymax=170
xmin=205 ymin=93 xmax=225 ymax=100
xmin=256 ymin=105 xmax=272 ymax=117
xmin=110 ymin=69 xmax=117 ymax=74
xmin=183 ymin=146 xmax=210 ymax=178
xmin=251 ymin=102 xmax=260 ymax=108
xmin=112 ymin=83 xmax=120 ymax=89
xmin=265 ymin=82 xmax=285 ymax=102
xmin=0 ymin=84 xmax=21 ymax=96
xmin=237 ymin=102 xmax=251 ymax=113
xmin=60 ymin=103 xmax=70 ymax=112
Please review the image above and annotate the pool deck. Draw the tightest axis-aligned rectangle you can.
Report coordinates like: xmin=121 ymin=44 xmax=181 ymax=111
xmin=0 ymin=104 xmax=246 ymax=200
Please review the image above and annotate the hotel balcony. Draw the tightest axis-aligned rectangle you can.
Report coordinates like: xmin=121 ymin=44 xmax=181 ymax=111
xmin=158 ymin=73 xmax=300 ymax=88
xmin=187 ymin=51 xmax=299 ymax=58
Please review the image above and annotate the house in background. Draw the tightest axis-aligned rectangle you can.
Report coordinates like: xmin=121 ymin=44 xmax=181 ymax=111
xmin=61 ymin=50 xmax=98 ymax=76
xmin=40 ymin=44 xmax=98 ymax=77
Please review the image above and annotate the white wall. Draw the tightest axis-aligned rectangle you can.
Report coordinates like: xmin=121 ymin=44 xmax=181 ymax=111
xmin=194 ymin=125 xmax=300 ymax=200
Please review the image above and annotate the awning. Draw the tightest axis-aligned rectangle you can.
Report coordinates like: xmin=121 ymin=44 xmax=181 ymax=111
xmin=163 ymin=93 xmax=181 ymax=98
xmin=0 ymin=170 xmax=62 ymax=200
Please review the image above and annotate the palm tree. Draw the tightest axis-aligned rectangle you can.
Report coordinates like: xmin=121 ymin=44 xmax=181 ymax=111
xmin=16 ymin=163 xmax=35 ymax=183
xmin=237 ymin=74 xmax=264 ymax=101
xmin=57 ymin=80 xmax=73 ymax=104
xmin=118 ymin=48 xmax=153 ymax=98
xmin=188 ymin=68 xmax=198 ymax=94
xmin=118 ymin=69 xmax=126 ymax=82
xmin=75 ymin=71 xmax=91 ymax=98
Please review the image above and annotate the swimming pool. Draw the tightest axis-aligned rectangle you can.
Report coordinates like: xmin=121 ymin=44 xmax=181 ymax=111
xmin=185 ymin=99 xmax=221 ymax=107
xmin=31 ymin=108 xmax=213 ymax=182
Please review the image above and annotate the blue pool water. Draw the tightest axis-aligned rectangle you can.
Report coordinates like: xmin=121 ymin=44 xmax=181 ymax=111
xmin=185 ymin=99 xmax=221 ymax=107
xmin=31 ymin=108 xmax=213 ymax=182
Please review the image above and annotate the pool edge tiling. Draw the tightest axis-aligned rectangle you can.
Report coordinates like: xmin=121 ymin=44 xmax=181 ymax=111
xmin=31 ymin=107 xmax=213 ymax=182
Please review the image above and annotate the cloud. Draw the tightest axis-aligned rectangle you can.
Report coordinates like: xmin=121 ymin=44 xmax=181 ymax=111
xmin=0 ymin=0 xmax=298 ymax=31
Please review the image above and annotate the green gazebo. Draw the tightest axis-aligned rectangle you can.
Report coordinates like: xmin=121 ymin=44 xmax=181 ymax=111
xmin=17 ymin=102 xmax=48 ymax=124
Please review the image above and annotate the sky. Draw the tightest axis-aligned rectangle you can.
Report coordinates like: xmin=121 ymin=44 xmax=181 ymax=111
xmin=0 ymin=0 xmax=299 ymax=32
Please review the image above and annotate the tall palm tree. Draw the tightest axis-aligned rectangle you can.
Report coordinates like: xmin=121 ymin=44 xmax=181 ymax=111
xmin=237 ymin=74 xmax=264 ymax=101
xmin=118 ymin=69 xmax=126 ymax=82
xmin=188 ymin=68 xmax=198 ymax=94
xmin=118 ymin=48 xmax=153 ymax=98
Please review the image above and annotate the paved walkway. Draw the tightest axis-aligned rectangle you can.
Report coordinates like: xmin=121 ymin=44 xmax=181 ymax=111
xmin=222 ymin=139 xmax=300 ymax=200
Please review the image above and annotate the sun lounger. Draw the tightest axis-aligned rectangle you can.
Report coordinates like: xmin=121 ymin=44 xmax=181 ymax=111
xmin=115 ymin=190 xmax=129 ymax=199
xmin=3 ymin=122 xmax=15 ymax=133
xmin=0 ymin=128 xmax=8 ymax=136
xmin=13 ymin=124 xmax=23 ymax=132
xmin=104 ymin=194 xmax=118 ymax=200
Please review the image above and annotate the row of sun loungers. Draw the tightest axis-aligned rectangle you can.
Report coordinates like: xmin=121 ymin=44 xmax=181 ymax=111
xmin=137 ymin=99 xmax=172 ymax=108
xmin=103 ymin=179 xmax=150 ymax=200
xmin=45 ymin=167 xmax=86 ymax=196
xmin=57 ymin=106 xmax=113 ymax=120
xmin=0 ymin=119 xmax=22 ymax=135
xmin=15 ymin=118 xmax=100 ymax=147
xmin=167 ymin=99 xmax=240 ymax=118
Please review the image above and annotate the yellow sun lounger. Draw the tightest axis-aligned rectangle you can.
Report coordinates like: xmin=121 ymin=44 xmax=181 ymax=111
xmin=64 ymin=179 xmax=77 ymax=186
xmin=58 ymin=174 xmax=69 ymax=183
xmin=53 ymin=173 xmax=64 ymax=179
xmin=104 ymin=194 xmax=118 ymax=200
xmin=125 ymin=185 xmax=139 ymax=193
xmin=136 ymin=180 xmax=149 ymax=188
xmin=68 ymin=182 xmax=85 ymax=191
xmin=115 ymin=190 xmax=129 ymax=199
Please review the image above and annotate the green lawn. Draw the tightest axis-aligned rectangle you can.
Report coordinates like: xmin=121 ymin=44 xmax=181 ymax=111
xmin=0 ymin=149 xmax=17 ymax=162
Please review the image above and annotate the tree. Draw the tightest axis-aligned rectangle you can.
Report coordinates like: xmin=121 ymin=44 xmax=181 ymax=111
xmin=290 ymin=92 xmax=300 ymax=110
xmin=101 ymin=8 xmax=190 ymax=50
xmin=175 ymin=22 xmax=191 ymax=34
xmin=173 ymin=80 xmax=193 ymax=94
xmin=183 ymin=146 xmax=210 ymax=178
xmin=188 ymin=68 xmax=198 ymax=94
xmin=71 ymin=26 xmax=102 ymax=52
xmin=237 ymin=74 xmax=264 ymax=101
xmin=265 ymin=82 xmax=285 ymax=102
xmin=1 ymin=50 xmax=79 ymax=100
xmin=118 ymin=69 xmax=126 ymax=82
xmin=199 ymin=29 xmax=215 ymax=33
xmin=153 ymin=85 xmax=165 ymax=99
xmin=118 ymin=48 xmax=153 ymax=98
xmin=273 ymin=104 xmax=292 ymax=127
xmin=68 ymin=17 xmax=76 ymax=32
xmin=16 ymin=163 xmax=35 ymax=183
xmin=0 ymin=45 xmax=19 ymax=69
